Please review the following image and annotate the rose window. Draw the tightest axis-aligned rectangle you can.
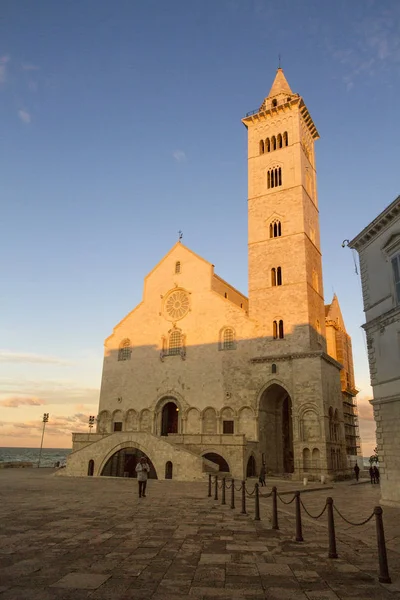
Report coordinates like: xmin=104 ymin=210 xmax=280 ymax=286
xmin=164 ymin=290 xmax=190 ymax=321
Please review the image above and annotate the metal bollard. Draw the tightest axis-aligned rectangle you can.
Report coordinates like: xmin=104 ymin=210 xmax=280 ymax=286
xmin=214 ymin=475 xmax=218 ymax=501
xmin=326 ymin=497 xmax=338 ymax=559
xmin=272 ymin=486 xmax=279 ymax=530
xmin=208 ymin=473 xmax=212 ymax=497
xmin=222 ymin=477 xmax=226 ymax=505
xmin=230 ymin=478 xmax=235 ymax=509
xmin=295 ymin=491 xmax=303 ymax=542
xmin=254 ymin=483 xmax=260 ymax=521
xmin=374 ymin=506 xmax=391 ymax=583
xmin=241 ymin=480 xmax=247 ymax=514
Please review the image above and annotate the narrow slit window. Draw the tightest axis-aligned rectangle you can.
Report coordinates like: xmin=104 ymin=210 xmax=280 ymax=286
xmin=271 ymin=268 xmax=276 ymax=286
xmin=278 ymin=320 xmax=284 ymax=339
xmin=259 ymin=139 xmax=265 ymax=154
xmin=175 ymin=261 xmax=181 ymax=274
xmin=277 ymin=267 xmax=282 ymax=286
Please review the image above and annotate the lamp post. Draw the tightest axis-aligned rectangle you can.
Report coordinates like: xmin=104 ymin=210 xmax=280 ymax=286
xmin=89 ymin=415 xmax=95 ymax=437
xmin=37 ymin=413 xmax=49 ymax=468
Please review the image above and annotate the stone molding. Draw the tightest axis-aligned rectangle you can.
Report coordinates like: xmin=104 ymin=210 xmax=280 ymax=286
xmin=349 ymin=194 xmax=400 ymax=251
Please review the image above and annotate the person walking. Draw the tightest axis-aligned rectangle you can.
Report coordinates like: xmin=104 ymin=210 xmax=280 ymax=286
xmin=259 ymin=464 xmax=266 ymax=487
xmin=135 ymin=457 xmax=150 ymax=498
xmin=354 ymin=463 xmax=360 ymax=482
xmin=373 ymin=465 xmax=380 ymax=485
xmin=369 ymin=465 xmax=375 ymax=484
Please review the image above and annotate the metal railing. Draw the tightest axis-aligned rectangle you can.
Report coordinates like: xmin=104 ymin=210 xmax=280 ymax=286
xmin=207 ymin=474 xmax=391 ymax=584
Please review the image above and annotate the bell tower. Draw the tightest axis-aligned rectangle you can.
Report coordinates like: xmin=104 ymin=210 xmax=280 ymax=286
xmin=242 ymin=68 xmax=326 ymax=352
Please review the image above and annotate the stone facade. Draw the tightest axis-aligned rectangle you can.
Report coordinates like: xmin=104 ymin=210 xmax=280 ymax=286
xmin=349 ymin=195 xmax=400 ymax=506
xmin=325 ymin=295 xmax=362 ymax=465
xmin=65 ymin=69 xmax=346 ymax=481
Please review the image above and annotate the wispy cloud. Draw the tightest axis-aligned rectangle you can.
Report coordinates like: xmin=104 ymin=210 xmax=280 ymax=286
xmin=173 ymin=150 xmax=186 ymax=163
xmin=0 ymin=351 xmax=71 ymax=365
xmin=22 ymin=63 xmax=40 ymax=71
xmin=0 ymin=55 xmax=10 ymax=84
xmin=0 ymin=396 xmax=46 ymax=408
xmin=0 ymin=377 xmax=99 ymax=406
xmin=18 ymin=109 xmax=31 ymax=124
xmin=0 ymin=412 xmax=92 ymax=438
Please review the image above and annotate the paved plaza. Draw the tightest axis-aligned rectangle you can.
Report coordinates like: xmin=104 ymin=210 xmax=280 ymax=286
xmin=0 ymin=469 xmax=400 ymax=599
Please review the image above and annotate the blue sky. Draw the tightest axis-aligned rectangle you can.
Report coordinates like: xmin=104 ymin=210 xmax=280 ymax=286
xmin=1 ymin=0 xmax=399 ymax=451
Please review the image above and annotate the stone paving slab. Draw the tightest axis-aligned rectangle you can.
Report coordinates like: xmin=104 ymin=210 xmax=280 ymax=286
xmin=0 ymin=469 xmax=399 ymax=600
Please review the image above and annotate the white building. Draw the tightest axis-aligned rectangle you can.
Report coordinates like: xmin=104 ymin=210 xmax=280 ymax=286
xmin=349 ymin=195 xmax=400 ymax=506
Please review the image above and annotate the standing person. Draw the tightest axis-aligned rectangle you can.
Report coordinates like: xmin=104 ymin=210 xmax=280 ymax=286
xmin=369 ymin=465 xmax=375 ymax=484
xmin=259 ymin=464 xmax=266 ymax=487
xmin=373 ymin=465 xmax=380 ymax=485
xmin=136 ymin=457 xmax=150 ymax=498
xmin=354 ymin=463 xmax=360 ymax=482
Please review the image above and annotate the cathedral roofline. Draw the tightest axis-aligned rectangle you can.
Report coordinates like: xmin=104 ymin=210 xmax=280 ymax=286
xmin=349 ymin=194 xmax=400 ymax=251
xmin=212 ymin=273 xmax=248 ymax=302
xmin=144 ymin=241 xmax=214 ymax=283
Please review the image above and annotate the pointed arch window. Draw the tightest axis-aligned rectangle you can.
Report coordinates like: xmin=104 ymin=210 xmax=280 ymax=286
xmin=271 ymin=136 xmax=276 ymax=151
xmin=259 ymin=139 xmax=265 ymax=155
xmin=270 ymin=220 xmax=282 ymax=238
xmin=273 ymin=320 xmax=284 ymax=339
xmin=277 ymin=266 xmax=282 ymax=285
xmin=272 ymin=99 xmax=278 ymax=107
xmin=271 ymin=268 xmax=276 ymax=287
xmin=118 ymin=339 xmax=132 ymax=361
xmin=169 ymin=330 xmax=182 ymax=355
xmin=277 ymin=134 xmax=282 ymax=149
xmin=267 ymin=167 xmax=282 ymax=189
xmin=272 ymin=363 xmax=277 ymax=374
xmin=223 ymin=328 xmax=235 ymax=350
xmin=175 ymin=261 xmax=181 ymax=274
xmin=283 ymin=131 xmax=288 ymax=146
xmin=266 ymin=138 xmax=270 ymax=152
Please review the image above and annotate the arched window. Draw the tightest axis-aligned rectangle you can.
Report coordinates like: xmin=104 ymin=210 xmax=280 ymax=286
xmin=277 ymin=267 xmax=282 ymax=286
xmin=283 ymin=131 xmax=288 ymax=146
xmin=267 ymin=167 xmax=282 ymax=189
xmin=266 ymin=138 xmax=270 ymax=152
xmin=278 ymin=320 xmax=284 ymax=339
xmin=273 ymin=320 xmax=278 ymax=339
xmin=87 ymin=459 xmax=94 ymax=476
xmin=169 ymin=330 xmax=182 ymax=355
xmin=175 ymin=261 xmax=181 ymax=274
xmin=277 ymin=134 xmax=282 ymax=149
xmin=165 ymin=461 xmax=173 ymax=479
xmin=270 ymin=220 xmax=282 ymax=238
xmin=118 ymin=339 xmax=132 ymax=361
xmin=271 ymin=268 xmax=276 ymax=287
xmin=259 ymin=140 xmax=264 ymax=154
xmin=272 ymin=99 xmax=278 ymax=107
xmin=272 ymin=363 xmax=277 ymax=374
xmin=223 ymin=328 xmax=235 ymax=350
xmin=271 ymin=136 xmax=276 ymax=151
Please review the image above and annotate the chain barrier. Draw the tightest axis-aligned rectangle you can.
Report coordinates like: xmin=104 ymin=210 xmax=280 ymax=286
xmin=245 ymin=485 xmax=256 ymax=497
xmin=333 ymin=505 xmax=375 ymax=527
xmin=234 ymin=483 xmax=243 ymax=492
xmin=300 ymin=498 xmax=328 ymax=520
xmin=277 ymin=492 xmax=296 ymax=505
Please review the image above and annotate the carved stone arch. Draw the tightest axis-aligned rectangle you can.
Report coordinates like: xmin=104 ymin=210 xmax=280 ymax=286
xmin=300 ymin=408 xmax=320 ymax=442
xmin=140 ymin=408 xmax=152 ymax=432
xmin=185 ymin=407 xmax=201 ymax=434
xmin=151 ymin=390 xmax=188 ymax=414
xmin=125 ymin=409 xmax=138 ymax=432
xmin=238 ymin=406 xmax=255 ymax=440
xmin=112 ymin=410 xmax=124 ymax=431
xmin=98 ymin=438 xmax=157 ymax=477
xmin=297 ymin=402 xmax=319 ymax=419
xmin=201 ymin=449 xmax=230 ymax=473
xmin=202 ymin=406 xmax=218 ymax=435
xmin=97 ymin=410 xmax=112 ymax=434
xmin=221 ymin=406 xmax=234 ymax=420
xmin=255 ymin=378 xmax=293 ymax=416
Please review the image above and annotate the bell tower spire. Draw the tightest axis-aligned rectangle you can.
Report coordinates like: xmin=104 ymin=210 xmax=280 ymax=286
xmin=242 ymin=68 xmax=324 ymax=353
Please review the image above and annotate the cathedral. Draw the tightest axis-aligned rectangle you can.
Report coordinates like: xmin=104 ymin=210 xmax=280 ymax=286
xmin=63 ymin=68 xmax=356 ymax=482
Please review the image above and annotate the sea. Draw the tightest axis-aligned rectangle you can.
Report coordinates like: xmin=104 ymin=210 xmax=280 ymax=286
xmin=0 ymin=447 xmax=72 ymax=468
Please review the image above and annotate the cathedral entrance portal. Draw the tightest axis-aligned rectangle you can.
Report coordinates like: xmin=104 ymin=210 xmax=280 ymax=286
xmin=161 ymin=401 xmax=179 ymax=436
xmin=259 ymin=384 xmax=294 ymax=474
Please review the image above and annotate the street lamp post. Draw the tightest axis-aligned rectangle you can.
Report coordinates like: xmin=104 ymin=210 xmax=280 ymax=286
xmin=38 ymin=413 xmax=49 ymax=468
xmin=89 ymin=415 xmax=95 ymax=437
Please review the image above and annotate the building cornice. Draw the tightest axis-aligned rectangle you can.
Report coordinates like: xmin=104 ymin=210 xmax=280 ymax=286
xmin=362 ymin=304 xmax=400 ymax=332
xmin=348 ymin=194 xmax=400 ymax=251
xmin=250 ymin=350 xmax=342 ymax=369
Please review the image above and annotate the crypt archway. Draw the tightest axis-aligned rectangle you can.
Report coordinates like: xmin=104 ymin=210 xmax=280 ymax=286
xmin=100 ymin=447 xmax=157 ymax=479
xmin=258 ymin=383 xmax=294 ymax=474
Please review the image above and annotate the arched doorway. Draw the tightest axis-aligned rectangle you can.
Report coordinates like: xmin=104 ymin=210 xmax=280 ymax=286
xmin=203 ymin=453 xmax=230 ymax=473
xmin=161 ymin=401 xmax=179 ymax=436
xmin=259 ymin=384 xmax=294 ymax=474
xmin=87 ymin=459 xmax=94 ymax=476
xmin=246 ymin=455 xmax=256 ymax=477
xmin=101 ymin=447 xmax=158 ymax=478
xmin=165 ymin=461 xmax=173 ymax=479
